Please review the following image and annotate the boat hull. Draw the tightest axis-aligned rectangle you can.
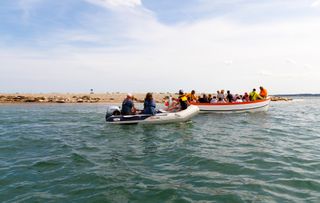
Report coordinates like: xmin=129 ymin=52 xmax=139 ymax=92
xmin=106 ymin=105 xmax=200 ymax=124
xmin=191 ymin=99 xmax=270 ymax=113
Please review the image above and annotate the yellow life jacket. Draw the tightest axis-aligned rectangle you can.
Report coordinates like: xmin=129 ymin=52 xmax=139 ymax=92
xmin=179 ymin=95 xmax=188 ymax=102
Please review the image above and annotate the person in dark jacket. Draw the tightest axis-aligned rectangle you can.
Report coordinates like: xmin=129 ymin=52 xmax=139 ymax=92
xmin=178 ymin=89 xmax=189 ymax=110
xmin=143 ymin=92 xmax=156 ymax=115
xmin=226 ymin=90 xmax=234 ymax=103
xmin=121 ymin=93 xmax=136 ymax=115
xmin=198 ymin=94 xmax=209 ymax=103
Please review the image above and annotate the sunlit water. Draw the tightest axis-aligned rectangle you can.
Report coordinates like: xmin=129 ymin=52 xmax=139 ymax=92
xmin=1 ymin=98 xmax=320 ymax=202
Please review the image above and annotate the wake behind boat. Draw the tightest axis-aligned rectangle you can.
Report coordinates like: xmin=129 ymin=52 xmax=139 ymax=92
xmin=105 ymin=105 xmax=199 ymax=124
xmin=190 ymin=98 xmax=270 ymax=113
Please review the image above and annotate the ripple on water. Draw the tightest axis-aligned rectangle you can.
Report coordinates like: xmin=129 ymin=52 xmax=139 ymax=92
xmin=1 ymin=100 xmax=320 ymax=202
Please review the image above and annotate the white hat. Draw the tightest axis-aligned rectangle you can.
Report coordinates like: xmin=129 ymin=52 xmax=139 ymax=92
xmin=127 ymin=93 xmax=132 ymax=97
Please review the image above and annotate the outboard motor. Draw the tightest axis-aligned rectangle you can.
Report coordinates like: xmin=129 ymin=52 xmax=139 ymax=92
xmin=105 ymin=106 xmax=121 ymax=121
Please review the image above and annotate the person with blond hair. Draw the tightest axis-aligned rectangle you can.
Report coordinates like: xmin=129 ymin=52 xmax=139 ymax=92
xmin=217 ymin=90 xmax=225 ymax=103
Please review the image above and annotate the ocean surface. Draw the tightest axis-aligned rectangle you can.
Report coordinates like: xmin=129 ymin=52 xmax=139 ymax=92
xmin=1 ymin=97 xmax=320 ymax=202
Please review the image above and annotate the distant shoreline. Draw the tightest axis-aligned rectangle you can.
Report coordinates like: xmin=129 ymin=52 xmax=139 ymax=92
xmin=0 ymin=93 xmax=170 ymax=104
xmin=273 ymin=94 xmax=320 ymax=97
xmin=0 ymin=92 xmax=302 ymax=104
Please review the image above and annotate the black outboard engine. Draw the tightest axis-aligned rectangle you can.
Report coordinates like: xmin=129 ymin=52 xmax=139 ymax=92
xmin=105 ymin=106 xmax=121 ymax=121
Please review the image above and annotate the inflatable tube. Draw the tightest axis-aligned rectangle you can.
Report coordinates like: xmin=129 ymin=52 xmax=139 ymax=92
xmin=106 ymin=105 xmax=199 ymax=124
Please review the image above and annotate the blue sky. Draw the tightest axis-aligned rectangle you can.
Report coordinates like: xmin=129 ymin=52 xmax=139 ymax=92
xmin=1 ymin=0 xmax=320 ymax=93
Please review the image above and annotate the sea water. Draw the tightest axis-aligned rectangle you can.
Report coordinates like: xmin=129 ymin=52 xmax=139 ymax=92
xmin=1 ymin=97 xmax=320 ymax=202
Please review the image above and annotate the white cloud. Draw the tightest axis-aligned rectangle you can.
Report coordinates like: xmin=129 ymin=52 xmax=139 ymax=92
xmin=224 ymin=60 xmax=233 ymax=66
xmin=285 ymin=58 xmax=297 ymax=65
xmin=2 ymin=1 xmax=320 ymax=94
xmin=85 ymin=0 xmax=141 ymax=8
xmin=5 ymin=17 xmax=320 ymax=93
xmin=304 ymin=64 xmax=313 ymax=70
xmin=18 ymin=0 xmax=43 ymax=23
xmin=259 ymin=70 xmax=273 ymax=77
xmin=311 ymin=0 xmax=320 ymax=7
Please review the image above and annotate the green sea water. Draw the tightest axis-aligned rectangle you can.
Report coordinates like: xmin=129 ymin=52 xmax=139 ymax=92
xmin=1 ymin=98 xmax=320 ymax=202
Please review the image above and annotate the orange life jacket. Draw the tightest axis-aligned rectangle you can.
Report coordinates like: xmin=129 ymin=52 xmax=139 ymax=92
xmin=260 ymin=88 xmax=268 ymax=98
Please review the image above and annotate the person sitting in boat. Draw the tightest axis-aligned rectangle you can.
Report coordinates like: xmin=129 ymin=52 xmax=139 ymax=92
xmin=208 ymin=94 xmax=213 ymax=103
xmin=226 ymin=90 xmax=234 ymax=103
xmin=210 ymin=95 xmax=217 ymax=103
xmin=164 ymin=95 xmax=171 ymax=108
xmin=198 ymin=94 xmax=209 ymax=103
xmin=235 ymin=94 xmax=243 ymax=102
xmin=143 ymin=92 xmax=156 ymax=115
xmin=186 ymin=90 xmax=197 ymax=102
xmin=197 ymin=95 xmax=202 ymax=101
xmin=259 ymin=86 xmax=268 ymax=98
xmin=178 ymin=89 xmax=189 ymax=110
xmin=164 ymin=95 xmax=179 ymax=112
xmin=217 ymin=90 xmax=226 ymax=102
xmin=242 ymin=92 xmax=250 ymax=102
xmin=249 ymin=88 xmax=263 ymax=101
xmin=121 ymin=93 xmax=136 ymax=115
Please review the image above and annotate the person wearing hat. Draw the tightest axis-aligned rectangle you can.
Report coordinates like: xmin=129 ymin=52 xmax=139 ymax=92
xmin=121 ymin=93 xmax=136 ymax=115
xmin=178 ymin=89 xmax=189 ymax=110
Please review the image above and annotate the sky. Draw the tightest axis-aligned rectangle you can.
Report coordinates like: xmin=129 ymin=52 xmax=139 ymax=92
xmin=1 ymin=0 xmax=320 ymax=94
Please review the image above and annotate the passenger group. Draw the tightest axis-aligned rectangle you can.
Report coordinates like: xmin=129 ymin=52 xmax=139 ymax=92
xmin=185 ymin=86 xmax=268 ymax=103
xmin=121 ymin=86 xmax=268 ymax=115
xmin=121 ymin=90 xmax=190 ymax=115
